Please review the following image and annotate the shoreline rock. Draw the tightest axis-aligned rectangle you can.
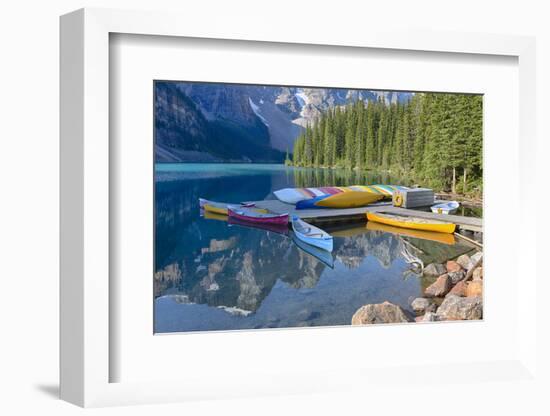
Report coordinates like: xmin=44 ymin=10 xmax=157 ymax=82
xmin=448 ymin=280 xmax=468 ymax=297
xmin=473 ymin=267 xmax=483 ymax=281
xmin=456 ymin=254 xmax=472 ymax=270
xmin=425 ymin=274 xmax=452 ymax=297
xmin=448 ymin=270 xmax=466 ymax=285
xmin=424 ymin=263 xmax=446 ymax=277
xmin=411 ymin=297 xmax=436 ymax=314
xmin=466 ymin=280 xmax=483 ymax=297
xmin=351 ymin=301 xmax=413 ymax=325
xmin=437 ymin=295 xmax=483 ymax=321
xmin=446 ymin=260 xmax=463 ymax=273
xmin=470 ymin=252 xmax=483 ymax=269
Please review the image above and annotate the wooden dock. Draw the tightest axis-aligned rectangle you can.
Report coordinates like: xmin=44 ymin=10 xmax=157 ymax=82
xmin=249 ymin=199 xmax=483 ymax=233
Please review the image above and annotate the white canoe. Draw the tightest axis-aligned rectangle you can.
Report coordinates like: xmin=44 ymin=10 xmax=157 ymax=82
xmin=290 ymin=215 xmax=333 ymax=252
xmin=291 ymin=233 xmax=334 ymax=268
xmin=430 ymin=200 xmax=460 ymax=215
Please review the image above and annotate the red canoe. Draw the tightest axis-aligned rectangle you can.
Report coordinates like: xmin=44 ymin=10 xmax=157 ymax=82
xmin=227 ymin=207 xmax=289 ymax=225
xmin=228 ymin=216 xmax=289 ymax=235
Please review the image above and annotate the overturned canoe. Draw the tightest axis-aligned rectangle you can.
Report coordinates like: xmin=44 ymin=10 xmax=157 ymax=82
xmin=366 ymin=212 xmax=456 ymax=234
xmin=228 ymin=207 xmax=289 ymax=225
xmin=291 ymin=215 xmax=333 ymax=252
xmin=295 ymin=195 xmax=330 ymax=210
xmin=315 ymin=191 xmax=384 ymax=208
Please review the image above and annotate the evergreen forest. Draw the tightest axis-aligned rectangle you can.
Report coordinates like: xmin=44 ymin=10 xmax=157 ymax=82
xmin=288 ymin=93 xmax=483 ymax=195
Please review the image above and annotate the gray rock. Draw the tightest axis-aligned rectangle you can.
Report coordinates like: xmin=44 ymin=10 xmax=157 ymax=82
xmin=422 ymin=312 xmax=439 ymax=322
xmin=423 ymin=263 xmax=446 ymax=277
xmin=469 ymin=252 xmax=483 ymax=270
xmin=473 ymin=267 xmax=483 ymax=281
xmin=437 ymin=295 xmax=483 ymax=320
xmin=351 ymin=301 xmax=413 ymax=325
xmin=411 ymin=297 xmax=432 ymax=313
xmin=448 ymin=281 xmax=468 ymax=297
xmin=448 ymin=270 xmax=466 ymax=284
xmin=456 ymin=254 xmax=472 ymax=270
xmin=425 ymin=274 xmax=452 ymax=297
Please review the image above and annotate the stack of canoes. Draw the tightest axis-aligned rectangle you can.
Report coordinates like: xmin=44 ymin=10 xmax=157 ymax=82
xmin=274 ymin=184 xmax=409 ymax=205
xmin=296 ymin=191 xmax=383 ymax=209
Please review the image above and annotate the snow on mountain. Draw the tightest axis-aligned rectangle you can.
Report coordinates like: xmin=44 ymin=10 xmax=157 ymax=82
xmin=248 ymin=97 xmax=269 ymax=127
xmin=294 ymin=90 xmax=308 ymax=107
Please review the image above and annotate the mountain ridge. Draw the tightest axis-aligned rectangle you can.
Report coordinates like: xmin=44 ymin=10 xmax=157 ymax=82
xmin=154 ymin=81 xmax=412 ymax=163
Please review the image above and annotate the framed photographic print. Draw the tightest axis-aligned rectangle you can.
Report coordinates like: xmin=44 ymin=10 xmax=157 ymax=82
xmin=60 ymin=7 xmax=539 ymax=408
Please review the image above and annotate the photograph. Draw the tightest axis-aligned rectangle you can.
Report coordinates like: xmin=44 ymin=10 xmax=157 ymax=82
xmin=153 ymin=81 xmax=484 ymax=333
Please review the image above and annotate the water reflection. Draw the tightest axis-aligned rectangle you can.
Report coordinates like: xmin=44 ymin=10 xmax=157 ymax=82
xmin=154 ymin=164 xmax=472 ymax=333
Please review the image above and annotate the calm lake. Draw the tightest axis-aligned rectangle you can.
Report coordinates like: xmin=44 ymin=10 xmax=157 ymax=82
xmin=154 ymin=163 xmax=473 ymax=333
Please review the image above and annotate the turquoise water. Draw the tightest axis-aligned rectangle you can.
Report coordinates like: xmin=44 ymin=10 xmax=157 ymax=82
xmin=154 ymin=163 xmax=471 ymax=333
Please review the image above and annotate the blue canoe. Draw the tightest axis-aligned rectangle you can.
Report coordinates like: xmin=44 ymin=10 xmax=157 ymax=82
xmin=295 ymin=194 xmax=330 ymax=210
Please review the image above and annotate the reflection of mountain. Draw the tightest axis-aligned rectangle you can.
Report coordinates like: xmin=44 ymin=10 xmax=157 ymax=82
xmin=154 ymin=222 xmax=412 ymax=313
xmin=335 ymin=232 xmax=403 ymax=269
xmin=154 ymin=171 xmax=272 ymax=268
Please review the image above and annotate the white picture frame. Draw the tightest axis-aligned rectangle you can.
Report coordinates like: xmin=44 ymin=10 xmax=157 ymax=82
xmin=60 ymin=7 xmax=538 ymax=407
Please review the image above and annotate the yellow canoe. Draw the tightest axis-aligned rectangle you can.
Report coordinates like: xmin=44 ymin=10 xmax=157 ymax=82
xmin=203 ymin=203 xmax=230 ymax=215
xmin=366 ymin=220 xmax=456 ymax=245
xmin=315 ymin=191 xmax=383 ymax=209
xmin=203 ymin=210 xmax=229 ymax=222
xmin=366 ymin=212 xmax=456 ymax=234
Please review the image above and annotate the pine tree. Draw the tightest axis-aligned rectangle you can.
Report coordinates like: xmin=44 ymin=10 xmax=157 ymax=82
xmin=284 ymin=147 xmax=291 ymax=166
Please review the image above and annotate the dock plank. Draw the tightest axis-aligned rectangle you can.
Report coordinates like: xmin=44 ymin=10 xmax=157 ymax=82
xmin=249 ymin=199 xmax=483 ymax=232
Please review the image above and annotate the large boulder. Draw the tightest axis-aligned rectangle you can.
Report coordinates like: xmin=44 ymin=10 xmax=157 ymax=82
xmin=446 ymin=260 xmax=463 ymax=273
xmin=351 ymin=301 xmax=413 ymax=325
xmin=437 ymin=295 xmax=483 ymax=320
xmin=473 ymin=267 xmax=483 ymax=281
xmin=466 ymin=280 xmax=483 ymax=297
xmin=448 ymin=280 xmax=468 ymax=297
xmin=456 ymin=254 xmax=472 ymax=270
xmin=448 ymin=270 xmax=466 ymax=284
xmin=411 ymin=297 xmax=435 ymax=313
xmin=423 ymin=263 xmax=446 ymax=277
xmin=425 ymin=274 xmax=452 ymax=297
